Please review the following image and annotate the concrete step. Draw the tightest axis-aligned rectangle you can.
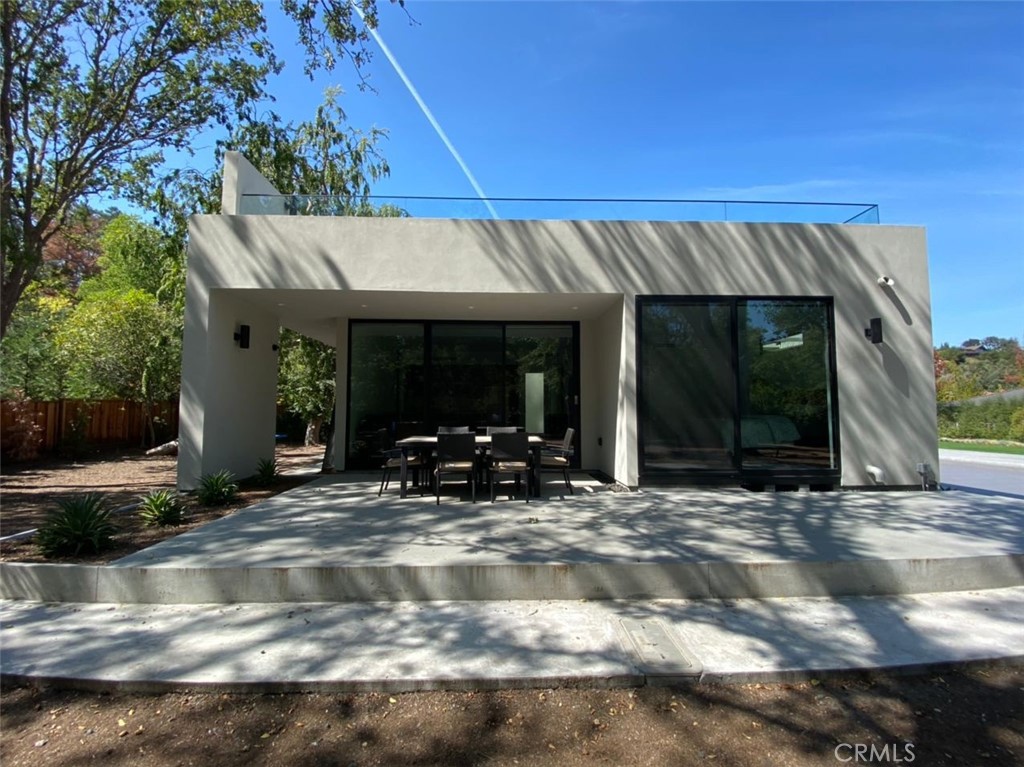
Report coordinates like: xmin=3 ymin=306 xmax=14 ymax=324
xmin=3 ymin=552 xmax=1022 ymax=603
xmin=3 ymin=587 xmax=1022 ymax=692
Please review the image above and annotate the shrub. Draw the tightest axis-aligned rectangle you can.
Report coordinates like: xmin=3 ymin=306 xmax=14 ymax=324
xmin=3 ymin=395 xmax=43 ymax=461
xmin=1010 ymin=408 xmax=1024 ymax=442
xmin=196 ymin=470 xmax=238 ymax=506
xmin=138 ymin=489 xmax=186 ymax=527
xmin=938 ymin=399 xmax=1023 ymax=440
xmin=253 ymin=457 xmax=279 ymax=487
xmin=36 ymin=494 xmax=118 ymax=557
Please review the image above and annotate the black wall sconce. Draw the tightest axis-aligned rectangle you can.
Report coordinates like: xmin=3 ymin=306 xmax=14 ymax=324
xmin=271 ymin=343 xmax=280 ymax=353
xmin=864 ymin=317 xmax=883 ymax=345
xmin=233 ymin=324 xmax=251 ymax=349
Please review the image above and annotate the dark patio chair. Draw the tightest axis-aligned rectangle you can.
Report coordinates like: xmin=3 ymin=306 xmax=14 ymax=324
xmin=540 ymin=427 xmax=575 ymax=495
xmin=376 ymin=429 xmax=424 ymax=497
xmin=488 ymin=431 xmax=531 ymax=503
xmin=435 ymin=432 xmax=478 ymax=504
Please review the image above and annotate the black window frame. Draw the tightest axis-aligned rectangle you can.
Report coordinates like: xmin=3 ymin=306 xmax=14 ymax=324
xmin=635 ymin=294 xmax=841 ymax=487
xmin=345 ymin=319 xmax=581 ymax=469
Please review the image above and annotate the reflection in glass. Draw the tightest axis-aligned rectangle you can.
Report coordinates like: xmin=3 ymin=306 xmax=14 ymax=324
xmin=640 ymin=302 xmax=736 ymax=470
xmin=639 ymin=297 xmax=838 ymax=480
xmin=348 ymin=321 xmax=578 ymax=468
xmin=430 ymin=324 xmax=504 ymax=428
xmin=348 ymin=323 xmax=424 ymax=467
xmin=738 ymin=300 xmax=836 ymax=470
xmin=506 ymin=325 xmax=574 ymax=439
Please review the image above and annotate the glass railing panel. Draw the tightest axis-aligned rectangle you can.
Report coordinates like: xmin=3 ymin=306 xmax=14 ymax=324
xmin=238 ymin=194 xmax=879 ymax=224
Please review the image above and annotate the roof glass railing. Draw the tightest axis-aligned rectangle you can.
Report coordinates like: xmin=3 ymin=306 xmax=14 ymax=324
xmin=238 ymin=194 xmax=879 ymax=224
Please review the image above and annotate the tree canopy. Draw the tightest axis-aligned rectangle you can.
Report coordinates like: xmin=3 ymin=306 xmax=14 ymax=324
xmin=1 ymin=0 xmax=402 ymax=337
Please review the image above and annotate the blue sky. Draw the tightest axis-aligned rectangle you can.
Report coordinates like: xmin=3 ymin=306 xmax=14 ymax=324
xmin=247 ymin=0 xmax=1023 ymax=347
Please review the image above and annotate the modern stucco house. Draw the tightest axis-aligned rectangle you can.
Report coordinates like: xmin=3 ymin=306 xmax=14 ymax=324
xmin=178 ymin=152 xmax=938 ymax=491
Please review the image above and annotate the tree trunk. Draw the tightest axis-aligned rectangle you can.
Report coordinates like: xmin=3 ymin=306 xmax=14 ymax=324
xmin=320 ymin=402 xmax=337 ymax=473
xmin=304 ymin=416 xmax=323 ymax=446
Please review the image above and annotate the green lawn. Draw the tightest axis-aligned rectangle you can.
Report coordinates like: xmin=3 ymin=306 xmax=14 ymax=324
xmin=939 ymin=440 xmax=1024 ymax=456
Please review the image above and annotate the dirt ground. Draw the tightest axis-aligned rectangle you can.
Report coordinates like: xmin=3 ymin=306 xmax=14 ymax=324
xmin=1 ymin=667 xmax=1021 ymax=766
xmin=1 ymin=449 xmax=1022 ymax=765
xmin=0 ymin=444 xmax=323 ymax=562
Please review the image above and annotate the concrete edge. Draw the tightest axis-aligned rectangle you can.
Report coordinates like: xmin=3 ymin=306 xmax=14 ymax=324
xmin=2 ymin=555 xmax=1021 ymax=603
xmin=693 ymin=654 xmax=1024 ymax=686
xmin=0 ymin=672 xmax=644 ymax=695
xmin=4 ymin=657 xmax=1022 ymax=695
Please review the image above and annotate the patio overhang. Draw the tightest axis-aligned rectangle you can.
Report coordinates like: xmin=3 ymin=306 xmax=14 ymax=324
xmin=223 ymin=288 xmax=623 ymax=346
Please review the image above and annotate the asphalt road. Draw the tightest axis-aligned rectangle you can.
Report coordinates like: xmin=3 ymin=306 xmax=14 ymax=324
xmin=938 ymin=449 xmax=1024 ymax=498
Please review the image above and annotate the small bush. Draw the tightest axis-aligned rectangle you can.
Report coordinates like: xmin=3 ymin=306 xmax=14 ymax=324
xmin=36 ymin=494 xmax=118 ymax=557
xmin=938 ymin=399 xmax=1024 ymax=440
xmin=138 ymin=489 xmax=186 ymax=527
xmin=196 ymin=470 xmax=238 ymax=506
xmin=253 ymin=457 xmax=279 ymax=487
xmin=4 ymin=395 xmax=43 ymax=461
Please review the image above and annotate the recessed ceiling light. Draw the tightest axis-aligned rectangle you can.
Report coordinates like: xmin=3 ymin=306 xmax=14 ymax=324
xmin=571 ymin=306 xmax=579 ymax=310
xmin=467 ymin=305 xmax=475 ymax=309
xmin=277 ymin=302 xmax=286 ymax=307
xmin=360 ymin=304 xmax=368 ymax=308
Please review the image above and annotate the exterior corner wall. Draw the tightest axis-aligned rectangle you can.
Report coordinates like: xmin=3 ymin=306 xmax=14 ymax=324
xmin=616 ymin=296 xmax=639 ymax=486
xmin=585 ymin=298 xmax=627 ymax=483
xmin=177 ymin=276 xmax=280 ymax=489
xmin=177 ymin=257 xmax=209 ymax=490
xmin=220 ymin=151 xmax=282 ymax=215
xmin=830 ymin=227 xmax=938 ymax=486
xmin=333 ymin=318 xmax=349 ymax=471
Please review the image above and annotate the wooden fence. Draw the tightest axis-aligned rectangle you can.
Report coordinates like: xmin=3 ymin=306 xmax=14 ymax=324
xmin=0 ymin=399 xmax=179 ymax=454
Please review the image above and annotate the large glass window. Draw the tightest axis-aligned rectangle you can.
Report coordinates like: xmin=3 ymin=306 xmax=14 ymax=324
xmin=506 ymin=325 xmax=575 ymax=438
xmin=738 ymin=300 xmax=837 ymax=472
xmin=638 ymin=297 xmax=838 ymax=483
xmin=430 ymin=324 xmax=504 ymax=428
xmin=639 ymin=302 xmax=736 ymax=471
xmin=347 ymin=321 xmax=577 ymax=468
xmin=348 ymin=323 xmax=425 ymax=466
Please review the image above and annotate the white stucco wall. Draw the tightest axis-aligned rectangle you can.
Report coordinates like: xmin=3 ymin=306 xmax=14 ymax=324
xmin=180 ymin=202 xmax=935 ymax=490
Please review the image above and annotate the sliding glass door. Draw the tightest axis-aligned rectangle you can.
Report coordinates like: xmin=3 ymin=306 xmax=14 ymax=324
xmin=638 ymin=297 xmax=839 ymax=484
xmin=347 ymin=321 xmax=578 ymax=468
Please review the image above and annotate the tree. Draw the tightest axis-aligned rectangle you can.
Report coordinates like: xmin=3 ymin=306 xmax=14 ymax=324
xmin=155 ymin=90 xmax=404 ymax=446
xmin=78 ymin=213 xmax=178 ymax=300
xmin=277 ymin=329 xmax=336 ymax=446
xmin=0 ymin=286 xmax=72 ymax=399
xmin=157 ymin=86 xmax=393 ymax=228
xmin=1 ymin=0 xmax=402 ymax=338
xmin=57 ymin=289 xmax=180 ymax=445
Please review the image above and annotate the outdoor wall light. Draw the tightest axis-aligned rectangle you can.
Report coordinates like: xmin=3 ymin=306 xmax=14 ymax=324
xmin=876 ymin=275 xmax=895 ymax=288
xmin=233 ymin=324 xmax=251 ymax=349
xmin=271 ymin=343 xmax=280 ymax=352
xmin=864 ymin=317 xmax=883 ymax=345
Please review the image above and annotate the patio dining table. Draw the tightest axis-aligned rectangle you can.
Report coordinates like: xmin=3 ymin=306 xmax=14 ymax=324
xmin=395 ymin=434 xmax=546 ymax=499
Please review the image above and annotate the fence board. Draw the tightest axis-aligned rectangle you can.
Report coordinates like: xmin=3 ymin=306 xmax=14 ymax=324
xmin=0 ymin=399 xmax=179 ymax=454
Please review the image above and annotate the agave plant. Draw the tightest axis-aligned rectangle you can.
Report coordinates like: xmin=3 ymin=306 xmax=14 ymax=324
xmin=196 ymin=469 xmax=239 ymax=506
xmin=36 ymin=494 xmax=118 ymax=557
xmin=138 ymin=489 xmax=186 ymax=527
xmin=253 ymin=457 xmax=280 ymax=487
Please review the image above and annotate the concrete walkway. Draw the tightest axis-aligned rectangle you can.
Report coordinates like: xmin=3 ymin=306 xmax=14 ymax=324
xmin=3 ymin=589 xmax=1022 ymax=691
xmin=2 ymin=477 xmax=1022 ymax=691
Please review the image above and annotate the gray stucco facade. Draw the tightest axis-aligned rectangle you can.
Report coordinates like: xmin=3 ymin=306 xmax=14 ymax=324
xmin=178 ymin=153 xmax=937 ymax=491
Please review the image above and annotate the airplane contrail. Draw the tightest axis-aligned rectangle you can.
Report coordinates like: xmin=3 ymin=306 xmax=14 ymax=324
xmin=352 ymin=4 xmax=500 ymax=220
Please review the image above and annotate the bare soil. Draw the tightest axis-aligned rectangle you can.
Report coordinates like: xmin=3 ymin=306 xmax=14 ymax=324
xmin=1 ymin=450 xmax=1022 ymax=765
xmin=0 ymin=444 xmax=323 ymax=563
xmin=1 ymin=667 xmax=1021 ymax=766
